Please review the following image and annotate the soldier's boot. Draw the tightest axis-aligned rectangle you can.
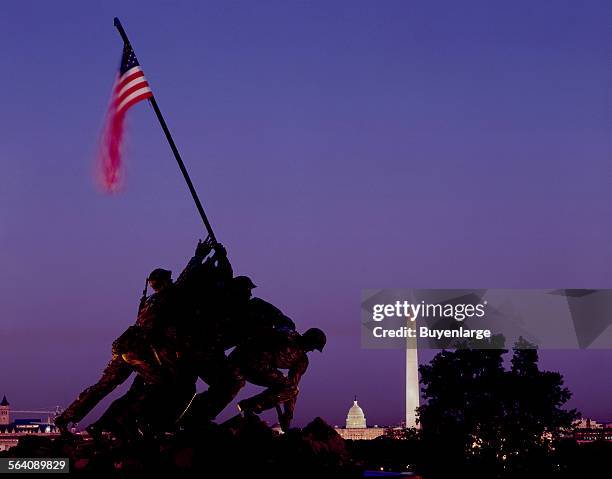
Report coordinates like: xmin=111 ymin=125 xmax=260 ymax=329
xmin=56 ymin=353 xmax=132 ymax=436
xmin=277 ymin=406 xmax=293 ymax=432
xmin=55 ymin=413 xmax=83 ymax=439
xmin=54 ymin=413 xmax=70 ymax=435
xmin=279 ymin=414 xmax=291 ymax=432
xmin=270 ymin=404 xmax=288 ymax=432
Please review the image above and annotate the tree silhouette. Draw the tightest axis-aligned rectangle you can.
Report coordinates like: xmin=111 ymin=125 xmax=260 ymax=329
xmin=417 ymin=336 xmax=578 ymax=478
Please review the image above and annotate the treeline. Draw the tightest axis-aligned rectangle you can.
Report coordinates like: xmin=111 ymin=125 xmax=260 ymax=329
xmin=349 ymin=337 xmax=611 ymax=478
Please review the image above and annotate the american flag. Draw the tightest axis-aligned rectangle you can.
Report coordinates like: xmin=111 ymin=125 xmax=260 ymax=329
xmin=98 ymin=42 xmax=153 ymax=192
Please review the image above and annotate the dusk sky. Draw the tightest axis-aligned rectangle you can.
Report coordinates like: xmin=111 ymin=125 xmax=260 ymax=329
xmin=2 ymin=1 xmax=612 ymax=426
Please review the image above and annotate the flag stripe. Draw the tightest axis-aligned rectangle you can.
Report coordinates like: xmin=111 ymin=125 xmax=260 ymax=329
xmin=116 ymin=70 xmax=145 ymax=92
xmin=115 ymin=80 xmax=150 ymax=107
xmin=116 ymin=89 xmax=153 ymax=113
xmin=118 ymin=66 xmax=143 ymax=83
xmin=116 ymin=76 xmax=148 ymax=99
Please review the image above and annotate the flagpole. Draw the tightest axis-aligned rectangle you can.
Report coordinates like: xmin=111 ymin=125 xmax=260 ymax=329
xmin=113 ymin=17 xmax=217 ymax=243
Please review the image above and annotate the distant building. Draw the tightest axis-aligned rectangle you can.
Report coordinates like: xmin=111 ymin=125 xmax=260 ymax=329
xmin=335 ymin=397 xmax=385 ymax=440
xmin=0 ymin=395 xmax=60 ymax=452
xmin=346 ymin=396 xmax=367 ymax=429
xmin=573 ymin=418 xmax=612 ymax=443
xmin=0 ymin=396 xmax=9 ymax=426
xmin=575 ymin=418 xmax=603 ymax=429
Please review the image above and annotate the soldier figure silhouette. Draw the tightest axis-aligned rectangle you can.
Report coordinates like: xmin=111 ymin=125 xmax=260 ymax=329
xmin=56 ymin=239 xmax=326 ymax=440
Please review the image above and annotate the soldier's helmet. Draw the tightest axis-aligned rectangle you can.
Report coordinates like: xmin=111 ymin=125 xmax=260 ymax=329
xmin=148 ymin=268 xmax=172 ymax=282
xmin=302 ymin=328 xmax=327 ymax=352
xmin=232 ymin=275 xmax=257 ymax=290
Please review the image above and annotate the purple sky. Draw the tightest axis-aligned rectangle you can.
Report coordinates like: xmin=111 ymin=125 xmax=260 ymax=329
xmin=2 ymin=1 xmax=612 ymax=427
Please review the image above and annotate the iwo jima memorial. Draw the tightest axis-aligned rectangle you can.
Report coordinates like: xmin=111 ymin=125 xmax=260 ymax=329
xmin=0 ymin=18 xmax=358 ymax=477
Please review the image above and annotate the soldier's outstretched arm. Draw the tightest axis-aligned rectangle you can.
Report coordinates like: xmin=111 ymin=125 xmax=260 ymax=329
xmin=175 ymin=238 xmax=213 ymax=288
xmin=199 ymin=242 xmax=233 ymax=284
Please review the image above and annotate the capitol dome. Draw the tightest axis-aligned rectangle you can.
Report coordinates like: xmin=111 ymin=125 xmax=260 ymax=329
xmin=345 ymin=396 xmax=367 ymax=429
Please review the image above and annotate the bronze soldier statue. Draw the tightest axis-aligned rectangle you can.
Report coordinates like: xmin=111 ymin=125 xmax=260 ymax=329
xmin=82 ymin=240 xmax=235 ymax=441
xmin=176 ymin=244 xmax=237 ymax=426
xmin=56 ymin=237 xmax=325 ymax=439
xmin=55 ymin=239 xmax=214 ymax=434
xmin=222 ymin=328 xmax=326 ymax=432
xmin=184 ymin=275 xmax=298 ymax=424
xmin=224 ymin=276 xmax=296 ymax=345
